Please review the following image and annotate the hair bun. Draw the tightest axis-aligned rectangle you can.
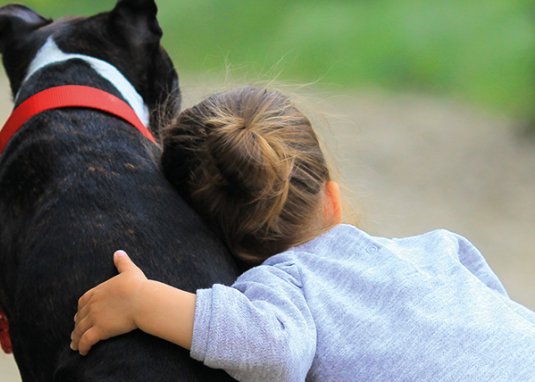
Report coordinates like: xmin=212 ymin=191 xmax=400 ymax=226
xmin=161 ymin=86 xmax=331 ymax=263
xmin=206 ymin=111 xmax=291 ymax=204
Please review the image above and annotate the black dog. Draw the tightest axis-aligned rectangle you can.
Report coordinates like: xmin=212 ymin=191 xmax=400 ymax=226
xmin=0 ymin=1 xmax=238 ymax=380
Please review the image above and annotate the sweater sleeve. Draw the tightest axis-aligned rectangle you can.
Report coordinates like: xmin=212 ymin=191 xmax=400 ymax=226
xmin=453 ymin=233 xmax=535 ymax=324
xmin=452 ymin=233 xmax=508 ymax=296
xmin=190 ymin=262 xmax=316 ymax=382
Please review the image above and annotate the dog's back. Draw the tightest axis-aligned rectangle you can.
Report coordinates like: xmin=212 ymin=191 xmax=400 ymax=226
xmin=0 ymin=1 xmax=238 ymax=380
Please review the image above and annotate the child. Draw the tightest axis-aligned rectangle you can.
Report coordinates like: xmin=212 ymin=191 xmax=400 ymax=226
xmin=70 ymin=86 xmax=535 ymax=381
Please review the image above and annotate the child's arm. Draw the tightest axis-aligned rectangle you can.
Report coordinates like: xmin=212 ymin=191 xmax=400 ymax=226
xmin=72 ymin=250 xmax=316 ymax=381
xmin=70 ymin=250 xmax=195 ymax=355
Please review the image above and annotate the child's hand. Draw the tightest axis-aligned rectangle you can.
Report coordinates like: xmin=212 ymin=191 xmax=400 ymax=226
xmin=70 ymin=250 xmax=147 ymax=356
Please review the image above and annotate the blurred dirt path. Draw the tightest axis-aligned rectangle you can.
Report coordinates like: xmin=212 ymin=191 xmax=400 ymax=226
xmin=1 ymin=76 xmax=534 ymax=380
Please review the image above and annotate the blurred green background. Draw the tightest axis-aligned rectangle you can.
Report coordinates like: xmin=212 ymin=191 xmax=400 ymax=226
xmin=12 ymin=0 xmax=535 ymax=121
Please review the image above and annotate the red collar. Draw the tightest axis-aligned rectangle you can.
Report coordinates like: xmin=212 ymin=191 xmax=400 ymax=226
xmin=0 ymin=85 xmax=157 ymax=154
xmin=0 ymin=311 xmax=12 ymax=354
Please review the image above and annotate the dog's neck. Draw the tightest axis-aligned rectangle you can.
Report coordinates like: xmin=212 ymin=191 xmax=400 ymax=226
xmin=15 ymin=37 xmax=149 ymax=127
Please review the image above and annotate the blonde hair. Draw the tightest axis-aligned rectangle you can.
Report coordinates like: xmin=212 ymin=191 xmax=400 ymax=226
xmin=161 ymin=86 xmax=334 ymax=265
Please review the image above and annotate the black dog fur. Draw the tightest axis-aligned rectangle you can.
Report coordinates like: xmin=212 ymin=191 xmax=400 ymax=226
xmin=0 ymin=1 xmax=238 ymax=380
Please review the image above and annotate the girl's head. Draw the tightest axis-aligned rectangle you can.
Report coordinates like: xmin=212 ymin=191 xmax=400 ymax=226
xmin=161 ymin=86 xmax=340 ymax=265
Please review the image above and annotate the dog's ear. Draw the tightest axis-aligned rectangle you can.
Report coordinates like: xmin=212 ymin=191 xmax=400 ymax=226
xmin=0 ymin=5 xmax=50 ymax=53
xmin=110 ymin=0 xmax=162 ymax=48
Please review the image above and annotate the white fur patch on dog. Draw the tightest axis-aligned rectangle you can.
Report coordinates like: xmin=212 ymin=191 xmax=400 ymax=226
xmin=16 ymin=37 xmax=149 ymax=127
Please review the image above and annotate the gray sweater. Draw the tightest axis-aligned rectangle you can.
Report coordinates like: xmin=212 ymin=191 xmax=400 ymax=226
xmin=190 ymin=224 xmax=535 ymax=381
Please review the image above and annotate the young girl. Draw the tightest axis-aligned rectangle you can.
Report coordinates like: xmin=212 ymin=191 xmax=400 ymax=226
xmin=70 ymin=86 xmax=535 ymax=381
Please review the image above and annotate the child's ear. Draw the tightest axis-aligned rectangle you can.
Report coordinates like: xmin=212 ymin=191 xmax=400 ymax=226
xmin=324 ymin=181 xmax=342 ymax=225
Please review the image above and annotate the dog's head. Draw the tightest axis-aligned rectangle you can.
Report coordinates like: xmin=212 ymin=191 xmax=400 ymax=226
xmin=0 ymin=0 xmax=180 ymax=133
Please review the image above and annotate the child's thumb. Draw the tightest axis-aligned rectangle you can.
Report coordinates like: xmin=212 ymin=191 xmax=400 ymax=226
xmin=113 ymin=250 xmax=139 ymax=273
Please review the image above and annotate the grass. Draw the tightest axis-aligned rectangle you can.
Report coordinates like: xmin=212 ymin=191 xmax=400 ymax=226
xmin=12 ymin=0 xmax=535 ymax=119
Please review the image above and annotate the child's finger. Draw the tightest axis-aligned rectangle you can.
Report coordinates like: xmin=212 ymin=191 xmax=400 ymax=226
xmin=77 ymin=326 xmax=102 ymax=356
xmin=113 ymin=250 xmax=141 ymax=274
xmin=71 ymin=314 xmax=93 ymax=350
xmin=77 ymin=289 xmax=94 ymax=311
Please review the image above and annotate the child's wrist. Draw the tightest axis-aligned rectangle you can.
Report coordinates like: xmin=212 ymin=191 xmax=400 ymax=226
xmin=131 ymin=278 xmax=153 ymax=329
xmin=129 ymin=280 xmax=196 ymax=349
